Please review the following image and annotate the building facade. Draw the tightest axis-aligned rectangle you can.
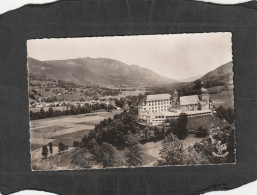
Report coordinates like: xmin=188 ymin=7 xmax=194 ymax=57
xmin=138 ymin=85 xmax=213 ymax=126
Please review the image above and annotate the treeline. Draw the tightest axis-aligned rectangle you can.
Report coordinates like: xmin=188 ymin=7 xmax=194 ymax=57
xmin=149 ymin=78 xmax=230 ymax=97
xmin=30 ymin=103 xmax=115 ymax=120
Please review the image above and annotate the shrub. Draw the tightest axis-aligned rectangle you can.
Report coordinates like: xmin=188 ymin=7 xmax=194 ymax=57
xmin=195 ymin=126 xmax=209 ymax=138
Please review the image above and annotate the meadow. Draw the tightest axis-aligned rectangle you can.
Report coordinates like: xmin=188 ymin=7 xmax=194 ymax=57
xmin=210 ymin=90 xmax=234 ymax=108
xmin=30 ymin=110 xmax=122 ymax=154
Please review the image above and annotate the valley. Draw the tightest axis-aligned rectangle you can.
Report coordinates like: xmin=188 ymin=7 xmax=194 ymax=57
xmin=28 ymin=57 xmax=235 ymax=170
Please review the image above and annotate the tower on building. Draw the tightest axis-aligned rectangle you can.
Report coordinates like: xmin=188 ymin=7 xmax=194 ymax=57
xmin=172 ymin=89 xmax=178 ymax=103
xmin=199 ymin=82 xmax=210 ymax=109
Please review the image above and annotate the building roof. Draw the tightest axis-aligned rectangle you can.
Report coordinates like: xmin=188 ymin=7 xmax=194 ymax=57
xmin=145 ymin=94 xmax=171 ymax=101
xmin=180 ymin=95 xmax=199 ymax=106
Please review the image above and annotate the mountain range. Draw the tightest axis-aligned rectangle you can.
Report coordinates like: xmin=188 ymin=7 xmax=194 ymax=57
xmin=28 ymin=57 xmax=177 ymax=88
xmin=28 ymin=57 xmax=233 ymax=90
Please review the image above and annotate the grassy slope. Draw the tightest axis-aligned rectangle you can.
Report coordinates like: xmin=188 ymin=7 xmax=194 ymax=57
xmin=187 ymin=114 xmax=229 ymax=131
xmin=210 ymin=91 xmax=234 ymax=108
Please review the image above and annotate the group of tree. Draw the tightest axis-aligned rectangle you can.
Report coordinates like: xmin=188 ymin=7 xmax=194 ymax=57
xmin=215 ymin=106 xmax=235 ymax=124
xmin=72 ymin=133 xmax=143 ymax=168
xmin=41 ymin=142 xmax=53 ymax=158
xmin=70 ymin=104 xmax=145 ymax=168
xmin=150 ymin=78 xmax=229 ymax=98
xmin=114 ymin=94 xmax=144 ymax=110
xmin=80 ymin=110 xmax=141 ymax=149
xmin=41 ymin=142 xmax=69 ymax=158
xmin=158 ymin=126 xmax=235 ymax=166
xmin=71 ymin=139 xmax=122 ymax=168
xmin=193 ymin=125 xmax=235 ymax=164
xmin=82 ymin=86 xmax=121 ymax=97
xmin=70 ymin=148 xmax=92 ymax=169
xmin=158 ymin=133 xmax=208 ymax=166
xmin=114 ymin=97 xmax=126 ymax=108
xmin=30 ymin=102 xmax=115 ymax=120
xmin=166 ymin=113 xmax=189 ymax=140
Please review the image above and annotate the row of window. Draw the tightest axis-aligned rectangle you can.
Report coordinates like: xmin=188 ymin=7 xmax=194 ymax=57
xmin=143 ymin=105 xmax=168 ymax=110
xmin=153 ymin=116 xmax=165 ymax=119
xmin=150 ymin=109 xmax=167 ymax=112
xmin=146 ymin=99 xmax=170 ymax=104
xmin=152 ymin=119 xmax=165 ymax=122
xmin=148 ymin=101 xmax=171 ymax=106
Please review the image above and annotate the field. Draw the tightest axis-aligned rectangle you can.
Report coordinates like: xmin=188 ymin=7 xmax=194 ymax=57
xmin=30 ymin=110 xmax=122 ymax=152
xmin=210 ymin=90 xmax=234 ymax=108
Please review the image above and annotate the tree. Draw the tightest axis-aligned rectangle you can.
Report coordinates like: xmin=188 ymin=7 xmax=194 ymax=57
xmin=89 ymin=140 xmax=101 ymax=162
xmin=114 ymin=97 xmax=125 ymax=108
xmin=80 ymin=135 xmax=89 ymax=148
xmin=166 ymin=119 xmax=177 ymax=135
xmin=158 ymin=133 xmax=185 ymax=166
xmin=144 ymin=127 xmax=150 ymax=140
xmin=216 ymin=106 xmax=235 ymax=124
xmin=73 ymin=141 xmax=80 ymax=148
xmin=41 ymin=145 xmax=48 ymax=158
xmin=124 ymin=133 xmax=138 ymax=146
xmin=48 ymin=142 xmax=53 ymax=154
xmin=40 ymin=108 xmax=46 ymax=118
xmin=173 ymin=113 xmax=188 ymax=140
xmin=58 ymin=142 xmax=65 ymax=153
xmin=125 ymin=145 xmax=143 ymax=167
xmin=99 ymin=142 xmax=120 ymax=168
xmin=193 ymin=79 xmax=202 ymax=93
xmin=48 ymin=106 xmax=54 ymax=117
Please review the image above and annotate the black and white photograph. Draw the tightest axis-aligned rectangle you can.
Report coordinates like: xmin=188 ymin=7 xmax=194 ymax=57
xmin=28 ymin=33 xmax=235 ymax=170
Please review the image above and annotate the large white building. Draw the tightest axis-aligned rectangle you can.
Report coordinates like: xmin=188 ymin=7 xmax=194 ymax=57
xmin=138 ymin=86 xmax=213 ymax=126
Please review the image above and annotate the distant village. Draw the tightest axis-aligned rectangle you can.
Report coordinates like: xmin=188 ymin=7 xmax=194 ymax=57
xmin=29 ymin=98 xmax=118 ymax=109
xmin=28 ymin=77 xmax=143 ymax=111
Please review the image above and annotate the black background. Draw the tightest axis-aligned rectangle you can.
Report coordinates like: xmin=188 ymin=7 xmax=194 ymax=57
xmin=0 ymin=0 xmax=256 ymax=194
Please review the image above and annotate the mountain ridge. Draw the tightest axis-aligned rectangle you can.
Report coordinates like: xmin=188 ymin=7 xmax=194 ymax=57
xmin=28 ymin=57 xmax=177 ymax=88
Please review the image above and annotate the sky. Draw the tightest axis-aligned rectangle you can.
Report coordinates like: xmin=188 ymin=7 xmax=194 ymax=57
xmin=27 ymin=32 xmax=232 ymax=80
